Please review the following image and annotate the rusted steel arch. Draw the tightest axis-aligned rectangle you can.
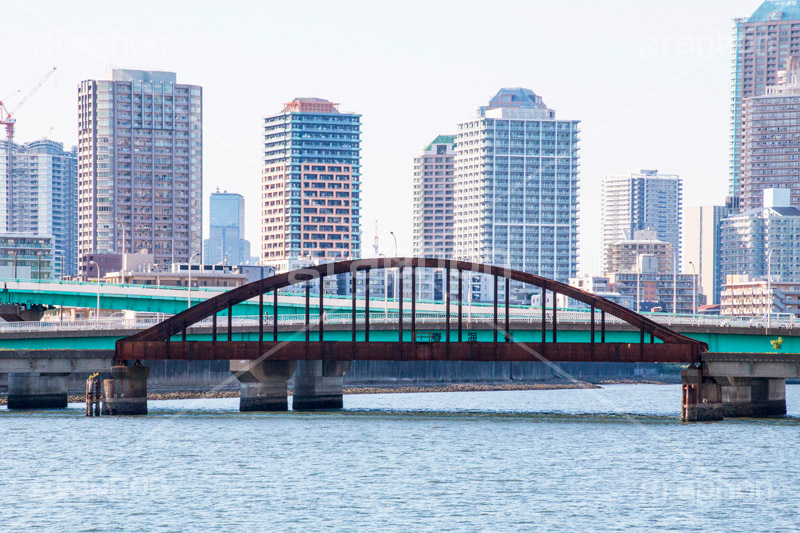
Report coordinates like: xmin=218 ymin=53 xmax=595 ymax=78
xmin=118 ymin=257 xmax=707 ymax=351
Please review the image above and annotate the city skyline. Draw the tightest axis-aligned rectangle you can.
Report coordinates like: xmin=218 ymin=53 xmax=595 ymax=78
xmin=3 ymin=0 xmax=762 ymax=275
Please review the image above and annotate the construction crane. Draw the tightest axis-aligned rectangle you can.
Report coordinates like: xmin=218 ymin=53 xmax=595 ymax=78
xmin=0 ymin=67 xmax=57 ymax=227
xmin=0 ymin=67 xmax=57 ymax=142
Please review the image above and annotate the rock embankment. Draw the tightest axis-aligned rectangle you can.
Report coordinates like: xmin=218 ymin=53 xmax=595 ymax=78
xmin=0 ymin=381 xmax=609 ymax=405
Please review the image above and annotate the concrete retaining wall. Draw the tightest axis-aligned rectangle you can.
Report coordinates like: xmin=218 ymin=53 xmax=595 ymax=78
xmin=49 ymin=360 xmax=674 ymax=392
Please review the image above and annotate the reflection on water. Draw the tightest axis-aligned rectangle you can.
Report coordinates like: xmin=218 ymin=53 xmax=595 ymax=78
xmin=2 ymin=385 xmax=798 ymax=531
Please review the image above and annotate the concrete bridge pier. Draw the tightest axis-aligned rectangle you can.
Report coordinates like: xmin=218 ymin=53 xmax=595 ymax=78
xmin=719 ymin=377 xmax=786 ymax=418
xmin=7 ymin=372 xmax=69 ymax=409
xmin=681 ymin=367 xmax=723 ymax=421
xmin=682 ymin=367 xmax=787 ymax=421
xmin=102 ymin=364 xmax=149 ymax=415
xmin=292 ymin=360 xmax=351 ymax=410
xmin=231 ymin=360 xmax=297 ymax=412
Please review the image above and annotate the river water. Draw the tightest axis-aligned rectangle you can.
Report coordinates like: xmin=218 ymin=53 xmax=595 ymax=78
xmin=2 ymin=384 xmax=799 ymax=531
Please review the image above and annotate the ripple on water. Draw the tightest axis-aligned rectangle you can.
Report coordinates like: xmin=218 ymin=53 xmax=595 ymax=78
xmin=1 ymin=384 xmax=798 ymax=531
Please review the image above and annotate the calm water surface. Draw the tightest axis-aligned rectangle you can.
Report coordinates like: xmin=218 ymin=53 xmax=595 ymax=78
xmin=1 ymin=384 xmax=799 ymax=531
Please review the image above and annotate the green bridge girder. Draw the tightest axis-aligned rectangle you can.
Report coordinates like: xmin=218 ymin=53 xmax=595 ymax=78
xmin=0 ymin=326 xmax=794 ymax=354
xmin=0 ymin=284 xmax=313 ymax=316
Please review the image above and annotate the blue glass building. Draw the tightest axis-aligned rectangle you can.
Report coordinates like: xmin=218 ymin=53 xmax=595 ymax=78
xmin=203 ymin=188 xmax=250 ymax=265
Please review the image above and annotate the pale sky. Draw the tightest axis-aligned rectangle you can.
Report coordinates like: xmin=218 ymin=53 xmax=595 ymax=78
xmin=3 ymin=0 xmax=761 ymax=274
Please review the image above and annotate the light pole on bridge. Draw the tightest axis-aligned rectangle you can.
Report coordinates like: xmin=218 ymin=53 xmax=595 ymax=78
xmin=116 ymin=217 xmax=126 ymax=285
xmin=379 ymin=253 xmax=388 ymax=322
xmin=671 ymin=247 xmax=676 ymax=317
xmin=688 ymin=261 xmax=697 ymax=316
xmin=635 ymin=253 xmax=641 ymax=313
xmin=767 ymin=248 xmax=775 ymax=332
xmin=89 ymin=260 xmax=100 ymax=326
xmin=187 ymin=252 xmax=200 ymax=309
xmin=389 ymin=231 xmax=398 ymax=303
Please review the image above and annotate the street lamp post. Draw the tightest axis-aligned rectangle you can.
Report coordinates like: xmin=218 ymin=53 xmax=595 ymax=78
xmin=89 ymin=260 xmax=100 ymax=326
xmin=36 ymin=252 xmax=41 ymax=282
xmin=187 ymin=252 xmax=200 ymax=309
xmin=767 ymin=249 xmax=776 ymax=332
xmin=116 ymin=217 xmax=126 ymax=285
xmin=11 ymin=251 xmax=17 ymax=279
xmin=468 ymin=278 xmax=473 ymax=326
xmin=672 ymin=248 xmax=677 ymax=317
xmin=379 ymin=253 xmax=388 ymax=322
xmin=635 ymin=253 xmax=641 ymax=313
xmin=389 ymin=231 xmax=399 ymax=301
xmin=688 ymin=261 xmax=697 ymax=316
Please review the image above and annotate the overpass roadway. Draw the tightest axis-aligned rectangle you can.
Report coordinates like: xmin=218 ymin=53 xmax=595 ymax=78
xmin=0 ymin=317 xmax=798 ymax=354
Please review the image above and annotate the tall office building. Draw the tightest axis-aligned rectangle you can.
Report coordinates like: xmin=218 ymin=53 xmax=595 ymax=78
xmin=454 ymin=87 xmax=580 ymax=284
xmin=741 ymin=56 xmax=800 ymax=209
xmin=684 ymin=205 xmax=728 ymax=305
xmin=0 ymin=139 xmax=78 ymax=276
xmin=412 ymin=135 xmax=455 ymax=258
xmin=601 ymin=169 xmax=682 ymax=272
xmin=719 ymin=188 xmax=800 ymax=283
xmin=261 ymin=97 xmax=361 ymax=263
xmin=77 ymin=69 xmax=202 ymax=274
xmin=730 ymin=0 xmax=800 ymax=206
xmin=204 ymin=188 xmax=251 ymax=265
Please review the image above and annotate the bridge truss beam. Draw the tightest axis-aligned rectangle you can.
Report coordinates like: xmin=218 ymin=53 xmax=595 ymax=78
xmin=117 ymin=258 xmax=707 ymax=364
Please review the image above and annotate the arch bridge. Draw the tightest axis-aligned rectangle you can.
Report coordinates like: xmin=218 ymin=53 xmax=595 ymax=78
xmin=116 ymin=258 xmax=706 ymax=364
xmin=13 ymin=259 xmax=794 ymax=422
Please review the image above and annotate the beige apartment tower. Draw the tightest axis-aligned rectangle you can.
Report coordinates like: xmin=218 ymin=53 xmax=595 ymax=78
xmin=77 ymin=69 xmax=203 ymax=273
xmin=741 ymin=56 xmax=800 ymax=209
xmin=412 ymin=135 xmax=455 ymax=258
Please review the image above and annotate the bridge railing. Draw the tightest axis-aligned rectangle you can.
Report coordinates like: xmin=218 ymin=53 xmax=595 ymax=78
xmin=1 ymin=309 xmax=785 ymax=335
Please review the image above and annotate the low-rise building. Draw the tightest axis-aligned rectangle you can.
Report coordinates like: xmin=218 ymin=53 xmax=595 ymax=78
xmin=720 ymin=274 xmax=800 ymax=317
xmin=606 ymin=271 xmax=700 ymax=314
xmin=0 ymin=234 xmax=55 ymax=280
xmin=606 ymin=230 xmax=674 ymax=275
xmin=79 ymin=253 xmax=122 ymax=279
xmin=104 ymin=263 xmax=247 ymax=288
xmin=561 ymin=275 xmax=634 ymax=310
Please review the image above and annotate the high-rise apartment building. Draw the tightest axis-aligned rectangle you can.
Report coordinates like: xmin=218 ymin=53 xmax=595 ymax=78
xmin=77 ymin=69 xmax=203 ymax=274
xmin=730 ymin=0 xmax=800 ymax=205
xmin=601 ymin=169 xmax=682 ymax=272
xmin=204 ymin=188 xmax=251 ymax=265
xmin=412 ymin=135 xmax=455 ymax=258
xmin=0 ymin=139 xmax=78 ymax=276
xmin=454 ymin=88 xmax=580 ymax=284
xmin=719 ymin=188 xmax=800 ymax=283
xmin=261 ymin=98 xmax=361 ymax=263
xmin=741 ymin=56 xmax=800 ymax=209
xmin=684 ymin=205 xmax=728 ymax=305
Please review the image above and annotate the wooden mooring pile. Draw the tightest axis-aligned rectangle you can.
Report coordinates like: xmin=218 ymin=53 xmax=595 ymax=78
xmin=85 ymin=374 xmax=101 ymax=416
